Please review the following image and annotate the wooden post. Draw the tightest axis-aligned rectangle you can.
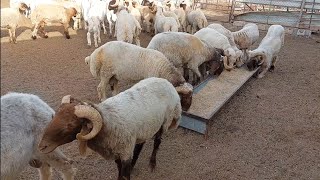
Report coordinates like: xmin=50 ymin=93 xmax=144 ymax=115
xmin=229 ymin=0 xmax=236 ymax=23
xmin=294 ymin=0 xmax=307 ymax=36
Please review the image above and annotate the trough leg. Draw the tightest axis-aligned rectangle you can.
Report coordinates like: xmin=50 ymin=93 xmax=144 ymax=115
xmin=149 ymin=127 xmax=163 ymax=172
xmin=131 ymin=143 xmax=145 ymax=168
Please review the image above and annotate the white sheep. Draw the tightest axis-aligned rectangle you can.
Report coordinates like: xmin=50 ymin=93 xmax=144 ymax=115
xmin=30 ymin=4 xmax=78 ymax=39
xmin=38 ymin=77 xmax=184 ymax=180
xmin=232 ymin=23 xmax=260 ymax=50
xmin=125 ymin=0 xmax=142 ymax=26
xmin=1 ymin=3 xmax=31 ymax=43
xmin=115 ymin=6 xmax=142 ymax=46
xmin=163 ymin=10 xmax=180 ymax=29
xmin=186 ymin=9 xmax=207 ymax=34
xmin=194 ymin=28 xmax=242 ymax=71
xmin=147 ymin=32 xmax=225 ymax=83
xmin=1 ymin=92 xmax=76 ymax=180
xmin=247 ymin=25 xmax=285 ymax=78
xmin=154 ymin=5 xmax=179 ymax=34
xmin=84 ymin=41 xmax=193 ymax=108
xmin=207 ymin=23 xmax=244 ymax=67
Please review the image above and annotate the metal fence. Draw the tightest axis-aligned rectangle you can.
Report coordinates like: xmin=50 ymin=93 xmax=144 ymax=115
xmin=228 ymin=0 xmax=320 ymax=33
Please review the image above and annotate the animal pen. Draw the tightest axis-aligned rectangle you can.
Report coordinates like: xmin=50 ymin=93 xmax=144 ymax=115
xmin=196 ymin=0 xmax=320 ymax=35
xmin=180 ymin=0 xmax=320 ymax=135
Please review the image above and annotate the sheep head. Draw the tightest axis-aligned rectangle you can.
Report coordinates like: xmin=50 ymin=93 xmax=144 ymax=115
xmin=246 ymin=50 xmax=265 ymax=71
xmin=175 ymin=83 xmax=193 ymax=111
xmin=222 ymin=48 xmax=237 ymax=71
xmin=206 ymin=48 xmax=224 ymax=76
xmin=66 ymin=7 xmax=78 ymax=18
xmin=38 ymin=95 xmax=103 ymax=154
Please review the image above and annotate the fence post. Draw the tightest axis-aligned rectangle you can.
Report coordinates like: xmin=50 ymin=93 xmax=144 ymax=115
xmin=294 ymin=0 xmax=307 ymax=36
xmin=229 ymin=0 xmax=236 ymax=23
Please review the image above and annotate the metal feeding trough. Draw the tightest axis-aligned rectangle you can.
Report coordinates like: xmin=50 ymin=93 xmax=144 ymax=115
xmin=179 ymin=67 xmax=259 ymax=135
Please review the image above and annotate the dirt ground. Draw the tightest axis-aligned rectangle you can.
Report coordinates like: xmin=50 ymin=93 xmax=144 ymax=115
xmin=1 ymin=2 xmax=320 ymax=180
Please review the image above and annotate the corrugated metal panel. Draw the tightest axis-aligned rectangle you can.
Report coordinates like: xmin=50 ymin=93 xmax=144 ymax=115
xmin=238 ymin=0 xmax=302 ymax=8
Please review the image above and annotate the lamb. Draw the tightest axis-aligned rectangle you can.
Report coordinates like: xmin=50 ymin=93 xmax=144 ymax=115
xmin=1 ymin=3 xmax=31 ymax=43
xmin=186 ymin=9 xmax=207 ymax=34
xmin=84 ymin=41 xmax=193 ymax=109
xmin=38 ymin=77 xmax=184 ymax=180
xmin=246 ymin=25 xmax=285 ymax=78
xmin=114 ymin=6 xmax=142 ymax=46
xmin=1 ymin=92 xmax=76 ymax=180
xmin=30 ymin=4 xmax=78 ymax=39
xmin=194 ymin=28 xmax=242 ymax=71
xmin=86 ymin=1 xmax=109 ymax=47
xmin=147 ymin=32 xmax=225 ymax=84
xmin=133 ymin=2 xmax=155 ymax=33
xmin=153 ymin=5 xmax=179 ymax=34
xmin=207 ymin=23 xmax=244 ymax=67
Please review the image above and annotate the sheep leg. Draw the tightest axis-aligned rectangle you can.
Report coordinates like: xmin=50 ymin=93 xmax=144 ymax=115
xmin=101 ymin=20 xmax=107 ymax=35
xmin=94 ymin=31 xmax=99 ymax=48
xmin=134 ymin=35 xmax=140 ymax=46
xmin=8 ymin=28 xmax=13 ymax=43
xmin=97 ymin=28 xmax=101 ymax=44
xmin=87 ymin=31 xmax=91 ymax=47
xmin=39 ymin=22 xmax=48 ymax=38
xmin=38 ymin=162 xmax=52 ymax=180
xmin=97 ymin=77 xmax=108 ymax=101
xmin=42 ymin=149 xmax=76 ymax=180
xmin=269 ymin=56 xmax=278 ymax=72
xmin=119 ymin=159 xmax=132 ymax=180
xmin=115 ymin=159 xmax=122 ymax=180
xmin=63 ymin=23 xmax=71 ymax=39
xmin=131 ymin=143 xmax=145 ymax=168
xmin=149 ymin=126 xmax=163 ymax=172
xmin=32 ymin=22 xmax=41 ymax=40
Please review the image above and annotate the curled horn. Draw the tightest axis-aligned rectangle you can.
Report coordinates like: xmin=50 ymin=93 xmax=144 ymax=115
xmin=61 ymin=95 xmax=71 ymax=104
xmin=74 ymin=105 xmax=103 ymax=141
xmin=223 ymin=56 xmax=234 ymax=71
xmin=110 ymin=0 xmax=120 ymax=7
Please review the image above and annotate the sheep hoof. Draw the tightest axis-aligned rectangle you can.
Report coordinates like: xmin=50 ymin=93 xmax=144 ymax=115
xmin=44 ymin=35 xmax=48 ymax=38
xmin=66 ymin=35 xmax=71 ymax=39
xmin=31 ymin=35 xmax=37 ymax=40
xmin=149 ymin=158 xmax=156 ymax=172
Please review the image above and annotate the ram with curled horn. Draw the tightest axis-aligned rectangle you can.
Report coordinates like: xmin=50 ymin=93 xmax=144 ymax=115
xmin=38 ymin=77 xmax=185 ymax=180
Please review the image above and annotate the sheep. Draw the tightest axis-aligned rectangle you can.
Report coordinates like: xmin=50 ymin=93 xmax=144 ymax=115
xmin=38 ymin=77 xmax=185 ymax=180
xmin=162 ymin=9 xmax=181 ymax=29
xmin=1 ymin=92 xmax=76 ymax=180
xmin=147 ymin=32 xmax=225 ymax=84
xmin=84 ymin=41 xmax=193 ymax=109
xmin=246 ymin=25 xmax=285 ymax=78
xmin=30 ymin=4 xmax=77 ymax=39
xmin=133 ymin=2 xmax=156 ymax=33
xmin=125 ymin=0 xmax=142 ymax=26
xmin=114 ymin=6 xmax=142 ymax=46
xmin=194 ymin=28 xmax=242 ymax=71
xmin=232 ymin=23 xmax=260 ymax=63
xmin=1 ymin=3 xmax=31 ymax=43
xmin=186 ymin=9 xmax=207 ymax=34
xmin=153 ymin=5 xmax=179 ymax=34
xmin=207 ymin=23 xmax=244 ymax=67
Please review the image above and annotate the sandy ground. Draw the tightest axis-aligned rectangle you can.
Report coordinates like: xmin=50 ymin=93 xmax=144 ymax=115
xmin=1 ymin=2 xmax=320 ymax=180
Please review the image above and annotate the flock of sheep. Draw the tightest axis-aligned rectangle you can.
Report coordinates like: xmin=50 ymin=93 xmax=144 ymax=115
xmin=1 ymin=0 xmax=286 ymax=179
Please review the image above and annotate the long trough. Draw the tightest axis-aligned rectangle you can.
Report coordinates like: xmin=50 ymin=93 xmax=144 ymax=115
xmin=179 ymin=67 xmax=259 ymax=135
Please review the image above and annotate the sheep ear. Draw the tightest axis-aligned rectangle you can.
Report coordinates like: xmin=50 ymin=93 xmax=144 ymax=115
xmin=61 ymin=95 xmax=71 ymax=104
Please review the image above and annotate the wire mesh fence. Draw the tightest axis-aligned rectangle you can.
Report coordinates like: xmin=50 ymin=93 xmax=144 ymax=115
xmin=197 ymin=0 xmax=320 ymax=33
xmin=229 ymin=0 xmax=320 ymax=32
